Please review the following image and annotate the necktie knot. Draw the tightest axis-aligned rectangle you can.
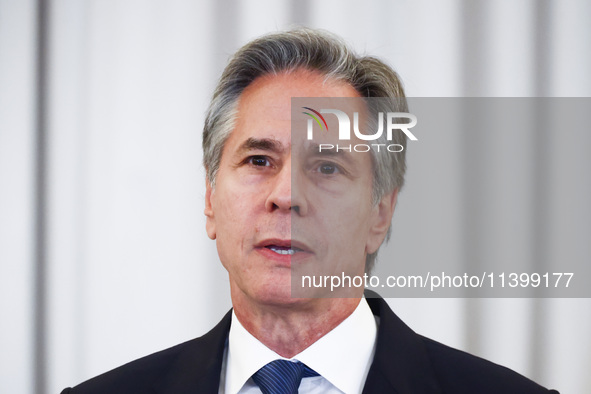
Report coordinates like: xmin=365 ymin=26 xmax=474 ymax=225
xmin=252 ymin=359 xmax=319 ymax=394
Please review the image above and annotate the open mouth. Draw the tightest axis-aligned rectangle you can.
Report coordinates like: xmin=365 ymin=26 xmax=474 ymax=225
xmin=256 ymin=239 xmax=311 ymax=258
xmin=265 ymin=245 xmax=304 ymax=255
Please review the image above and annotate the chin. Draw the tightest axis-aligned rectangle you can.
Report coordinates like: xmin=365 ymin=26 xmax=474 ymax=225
xmin=253 ymin=283 xmax=310 ymax=307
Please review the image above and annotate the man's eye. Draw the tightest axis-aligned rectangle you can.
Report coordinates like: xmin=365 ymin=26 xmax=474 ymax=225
xmin=318 ymin=163 xmax=339 ymax=175
xmin=248 ymin=155 xmax=271 ymax=167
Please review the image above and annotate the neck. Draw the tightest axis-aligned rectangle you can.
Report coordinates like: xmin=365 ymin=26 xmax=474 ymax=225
xmin=231 ymin=284 xmax=362 ymax=358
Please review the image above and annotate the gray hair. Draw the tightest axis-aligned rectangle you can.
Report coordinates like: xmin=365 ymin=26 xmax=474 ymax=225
xmin=203 ymin=28 xmax=408 ymax=272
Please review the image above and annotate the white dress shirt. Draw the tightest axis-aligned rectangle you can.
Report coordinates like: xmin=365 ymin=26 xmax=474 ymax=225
xmin=219 ymin=298 xmax=377 ymax=394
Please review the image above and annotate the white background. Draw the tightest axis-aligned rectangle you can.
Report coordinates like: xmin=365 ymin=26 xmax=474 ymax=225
xmin=1 ymin=0 xmax=590 ymax=393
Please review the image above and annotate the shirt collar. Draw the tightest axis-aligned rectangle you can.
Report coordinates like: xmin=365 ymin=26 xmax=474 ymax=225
xmin=225 ymin=298 xmax=377 ymax=394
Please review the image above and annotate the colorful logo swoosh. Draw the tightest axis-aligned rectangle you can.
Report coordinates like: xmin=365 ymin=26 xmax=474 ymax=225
xmin=302 ymin=107 xmax=328 ymax=131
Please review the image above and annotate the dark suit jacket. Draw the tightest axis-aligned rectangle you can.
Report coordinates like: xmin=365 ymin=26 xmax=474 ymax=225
xmin=62 ymin=294 xmax=559 ymax=393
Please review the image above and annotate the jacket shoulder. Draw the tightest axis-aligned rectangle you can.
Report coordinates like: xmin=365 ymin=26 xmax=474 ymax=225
xmin=420 ymin=335 xmax=558 ymax=394
xmin=63 ymin=337 xmax=201 ymax=394
xmin=62 ymin=311 xmax=231 ymax=394
xmin=365 ymin=292 xmax=558 ymax=394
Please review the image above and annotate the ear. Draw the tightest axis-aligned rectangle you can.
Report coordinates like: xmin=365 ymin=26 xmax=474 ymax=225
xmin=365 ymin=189 xmax=398 ymax=254
xmin=204 ymin=178 xmax=217 ymax=240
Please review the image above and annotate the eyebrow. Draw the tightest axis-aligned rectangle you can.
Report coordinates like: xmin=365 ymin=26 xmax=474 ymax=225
xmin=237 ymin=137 xmax=286 ymax=155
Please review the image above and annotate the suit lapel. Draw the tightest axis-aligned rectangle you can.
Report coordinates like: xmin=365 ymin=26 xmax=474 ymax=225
xmin=153 ymin=310 xmax=232 ymax=394
xmin=363 ymin=292 xmax=443 ymax=394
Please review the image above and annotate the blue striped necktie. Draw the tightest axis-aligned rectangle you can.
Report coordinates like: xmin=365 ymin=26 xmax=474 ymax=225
xmin=252 ymin=359 xmax=319 ymax=394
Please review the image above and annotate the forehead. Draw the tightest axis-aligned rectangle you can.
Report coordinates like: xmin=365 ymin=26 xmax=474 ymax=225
xmin=242 ymin=70 xmax=358 ymax=118
xmin=225 ymin=70 xmax=362 ymax=150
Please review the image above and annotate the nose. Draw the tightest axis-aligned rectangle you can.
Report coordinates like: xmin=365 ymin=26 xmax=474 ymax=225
xmin=265 ymin=159 xmax=307 ymax=215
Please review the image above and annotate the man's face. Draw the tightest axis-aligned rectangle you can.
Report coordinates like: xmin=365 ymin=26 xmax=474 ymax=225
xmin=205 ymin=70 xmax=396 ymax=307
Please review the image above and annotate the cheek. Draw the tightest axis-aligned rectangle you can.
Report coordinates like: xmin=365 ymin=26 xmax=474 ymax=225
xmin=215 ymin=183 xmax=248 ymax=218
xmin=323 ymin=205 xmax=370 ymax=242
xmin=213 ymin=185 xmax=261 ymax=253
xmin=338 ymin=204 xmax=374 ymax=248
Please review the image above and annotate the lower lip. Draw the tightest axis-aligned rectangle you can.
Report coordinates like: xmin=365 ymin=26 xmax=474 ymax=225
xmin=256 ymin=247 xmax=311 ymax=266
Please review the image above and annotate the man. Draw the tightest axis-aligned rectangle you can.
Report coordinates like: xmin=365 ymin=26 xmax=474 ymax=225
xmin=62 ymin=29 xmax=558 ymax=393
